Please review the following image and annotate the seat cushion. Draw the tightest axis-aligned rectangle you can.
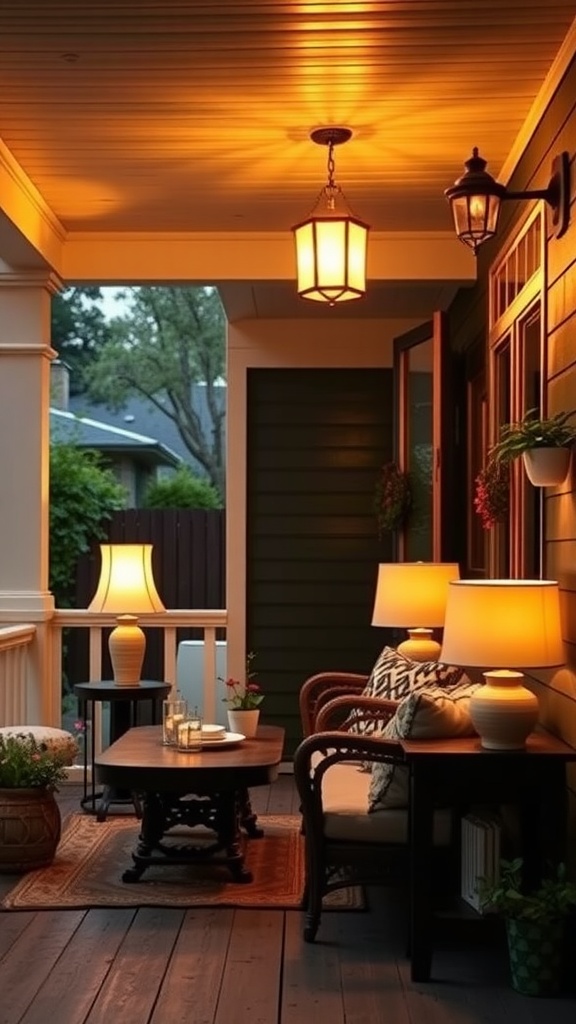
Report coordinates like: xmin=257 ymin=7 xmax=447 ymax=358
xmin=314 ymin=753 xmax=452 ymax=845
xmin=368 ymin=685 xmax=480 ymax=811
xmin=0 ymin=726 xmax=78 ymax=765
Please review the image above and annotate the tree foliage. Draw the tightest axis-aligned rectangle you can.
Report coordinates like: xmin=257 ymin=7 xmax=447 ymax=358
xmin=83 ymin=286 xmax=226 ymax=497
xmin=49 ymin=444 xmax=126 ymax=607
xmin=51 ymin=287 xmax=112 ymax=393
xmin=143 ymin=467 xmax=223 ymax=509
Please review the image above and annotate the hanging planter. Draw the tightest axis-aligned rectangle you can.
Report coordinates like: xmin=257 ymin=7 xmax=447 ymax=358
xmin=522 ymin=447 xmax=572 ymax=487
xmin=489 ymin=408 xmax=576 ymax=488
xmin=374 ymin=462 xmax=412 ymax=538
xmin=473 ymin=460 xmax=509 ymax=530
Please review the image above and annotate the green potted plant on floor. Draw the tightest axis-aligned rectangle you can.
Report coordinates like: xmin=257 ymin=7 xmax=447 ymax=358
xmin=488 ymin=408 xmax=576 ymax=486
xmin=478 ymin=857 xmax=576 ymax=996
xmin=0 ymin=730 xmax=77 ymax=873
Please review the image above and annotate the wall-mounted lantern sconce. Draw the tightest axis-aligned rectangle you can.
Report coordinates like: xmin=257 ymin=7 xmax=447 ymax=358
xmin=292 ymin=126 xmax=369 ymax=304
xmin=445 ymin=148 xmax=571 ymax=254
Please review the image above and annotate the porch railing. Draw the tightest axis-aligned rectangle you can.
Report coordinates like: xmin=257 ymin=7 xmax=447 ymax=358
xmin=0 ymin=611 xmax=227 ymax=758
xmin=0 ymin=624 xmax=36 ymax=725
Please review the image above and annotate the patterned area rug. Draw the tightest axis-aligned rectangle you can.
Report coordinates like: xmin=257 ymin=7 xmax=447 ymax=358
xmin=2 ymin=813 xmax=365 ymax=911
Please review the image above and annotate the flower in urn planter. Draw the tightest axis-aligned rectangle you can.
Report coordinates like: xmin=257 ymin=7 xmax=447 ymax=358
xmin=221 ymin=652 xmax=264 ymax=710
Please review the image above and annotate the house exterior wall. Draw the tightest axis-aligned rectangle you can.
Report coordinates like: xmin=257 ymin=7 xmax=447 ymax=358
xmin=446 ymin=52 xmax=576 ymax=845
xmin=225 ymin=316 xmax=423 ymax=686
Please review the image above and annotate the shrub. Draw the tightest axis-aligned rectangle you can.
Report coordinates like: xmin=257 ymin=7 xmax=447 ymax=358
xmin=49 ymin=444 xmax=126 ymax=607
xmin=143 ymin=467 xmax=223 ymax=509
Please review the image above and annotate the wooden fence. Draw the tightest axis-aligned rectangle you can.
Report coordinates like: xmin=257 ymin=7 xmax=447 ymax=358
xmin=66 ymin=509 xmax=226 ymax=688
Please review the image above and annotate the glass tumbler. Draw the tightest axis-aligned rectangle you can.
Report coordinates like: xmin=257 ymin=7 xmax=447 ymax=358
xmin=177 ymin=709 xmax=203 ymax=751
xmin=162 ymin=697 xmax=188 ymax=746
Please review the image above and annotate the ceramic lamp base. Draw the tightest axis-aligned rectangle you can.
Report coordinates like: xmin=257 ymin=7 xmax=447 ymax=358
xmin=397 ymin=628 xmax=440 ymax=662
xmin=470 ymin=670 xmax=539 ymax=750
xmin=109 ymin=614 xmax=145 ymax=686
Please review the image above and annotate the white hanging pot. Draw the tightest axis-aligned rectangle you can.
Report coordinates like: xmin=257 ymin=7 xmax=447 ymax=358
xmin=522 ymin=447 xmax=572 ymax=487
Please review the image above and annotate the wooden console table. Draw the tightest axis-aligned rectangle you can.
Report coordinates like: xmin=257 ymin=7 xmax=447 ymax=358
xmin=399 ymin=730 xmax=576 ymax=982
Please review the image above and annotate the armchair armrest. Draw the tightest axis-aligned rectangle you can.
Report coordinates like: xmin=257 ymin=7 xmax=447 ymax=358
xmin=315 ymin=694 xmax=398 ymax=733
xmin=299 ymin=672 xmax=369 ymax=736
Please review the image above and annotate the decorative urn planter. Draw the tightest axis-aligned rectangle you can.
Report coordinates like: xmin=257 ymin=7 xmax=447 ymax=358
xmin=0 ymin=787 xmax=61 ymax=873
xmin=522 ymin=447 xmax=572 ymax=487
xmin=227 ymin=709 xmax=260 ymax=738
xmin=506 ymin=917 xmax=565 ymax=996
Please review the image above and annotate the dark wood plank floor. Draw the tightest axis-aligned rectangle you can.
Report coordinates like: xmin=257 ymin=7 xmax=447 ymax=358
xmin=0 ymin=777 xmax=574 ymax=1024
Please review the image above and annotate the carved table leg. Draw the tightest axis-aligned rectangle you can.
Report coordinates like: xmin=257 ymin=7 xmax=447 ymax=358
xmin=238 ymin=786 xmax=264 ymax=838
xmin=123 ymin=791 xmax=166 ymax=882
xmin=215 ymin=791 xmax=253 ymax=883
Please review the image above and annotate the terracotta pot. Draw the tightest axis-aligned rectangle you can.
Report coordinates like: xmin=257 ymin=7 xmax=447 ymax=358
xmin=0 ymin=786 xmax=61 ymax=873
xmin=227 ymin=709 xmax=260 ymax=738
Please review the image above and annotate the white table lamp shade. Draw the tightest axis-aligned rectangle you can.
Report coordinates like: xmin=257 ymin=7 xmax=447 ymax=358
xmin=440 ymin=579 xmax=564 ymax=668
xmin=371 ymin=562 xmax=460 ymax=661
xmin=88 ymin=544 xmax=165 ymax=685
xmin=88 ymin=544 xmax=165 ymax=614
xmin=440 ymin=579 xmax=564 ymax=750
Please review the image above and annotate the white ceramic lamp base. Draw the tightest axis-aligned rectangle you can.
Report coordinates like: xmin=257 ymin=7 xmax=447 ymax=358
xmin=470 ymin=670 xmax=539 ymax=750
xmin=108 ymin=614 xmax=146 ymax=685
xmin=397 ymin=628 xmax=441 ymax=662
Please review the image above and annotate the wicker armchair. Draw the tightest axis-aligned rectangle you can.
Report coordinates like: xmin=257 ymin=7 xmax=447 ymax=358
xmin=294 ymin=691 xmax=456 ymax=943
xmin=298 ymin=671 xmax=370 ymax=736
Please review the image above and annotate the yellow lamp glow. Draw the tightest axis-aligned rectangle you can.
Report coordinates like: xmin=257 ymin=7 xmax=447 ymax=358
xmin=440 ymin=579 xmax=564 ymax=750
xmin=88 ymin=544 xmax=165 ymax=685
xmin=371 ymin=562 xmax=460 ymax=662
xmin=293 ymin=126 xmax=369 ymax=305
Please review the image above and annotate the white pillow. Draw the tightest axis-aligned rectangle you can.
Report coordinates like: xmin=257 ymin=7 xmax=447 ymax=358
xmin=0 ymin=726 xmax=79 ymax=765
xmin=368 ymin=686 xmax=480 ymax=811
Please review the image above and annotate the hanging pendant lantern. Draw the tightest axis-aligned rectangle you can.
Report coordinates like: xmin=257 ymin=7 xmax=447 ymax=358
xmin=293 ymin=127 xmax=369 ymax=305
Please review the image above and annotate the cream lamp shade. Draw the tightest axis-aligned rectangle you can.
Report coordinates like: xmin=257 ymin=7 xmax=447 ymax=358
xmin=371 ymin=562 xmax=460 ymax=661
xmin=440 ymin=579 xmax=564 ymax=750
xmin=88 ymin=544 xmax=165 ymax=685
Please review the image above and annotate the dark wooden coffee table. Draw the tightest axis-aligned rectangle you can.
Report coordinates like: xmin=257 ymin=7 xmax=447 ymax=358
xmin=95 ymin=724 xmax=285 ymax=884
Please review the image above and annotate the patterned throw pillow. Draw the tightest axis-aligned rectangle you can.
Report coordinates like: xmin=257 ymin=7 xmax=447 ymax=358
xmin=349 ymin=645 xmax=470 ymax=736
xmin=367 ymin=684 xmax=481 ymax=811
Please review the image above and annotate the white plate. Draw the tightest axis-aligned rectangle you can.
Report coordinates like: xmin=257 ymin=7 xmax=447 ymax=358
xmin=201 ymin=723 xmax=227 ymax=737
xmin=200 ymin=731 xmax=245 ymax=748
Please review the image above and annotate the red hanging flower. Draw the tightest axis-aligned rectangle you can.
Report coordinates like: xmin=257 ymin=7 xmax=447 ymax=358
xmin=473 ymin=461 xmax=509 ymax=530
xmin=374 ymin=462 xmax=412 ymax=538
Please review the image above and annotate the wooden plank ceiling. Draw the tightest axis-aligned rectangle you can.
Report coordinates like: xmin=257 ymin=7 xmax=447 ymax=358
xmin=0 ymin=0 xmax=573 ymax=237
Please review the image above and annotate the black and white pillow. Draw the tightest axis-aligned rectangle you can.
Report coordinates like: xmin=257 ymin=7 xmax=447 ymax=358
xmin=367 ymin=683 xmax=481 ymax=811
xmin=348 ymin=646 xmax=470 ymax=736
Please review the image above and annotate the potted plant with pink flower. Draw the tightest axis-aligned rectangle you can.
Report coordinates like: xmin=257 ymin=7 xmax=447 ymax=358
xmin=221 ymin=652 xmax=264 ymax=738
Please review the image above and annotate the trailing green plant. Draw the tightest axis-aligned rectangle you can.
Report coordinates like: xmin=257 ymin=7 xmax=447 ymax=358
xmin=142 ymin=467 xmax=223 ymax=509
xmin=0 ymin=733 xmax=74 ymax=789
xmin=374 ymin=461 xmax=412 ymax=537
xmin=488 ymin=408 xmax=576 ymax=466
xmin=478 ymin=857 xmax=576 ymax=922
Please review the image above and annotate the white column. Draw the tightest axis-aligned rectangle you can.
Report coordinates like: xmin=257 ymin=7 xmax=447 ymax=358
xmin=0 ymin=271 xmax=61 ymax=724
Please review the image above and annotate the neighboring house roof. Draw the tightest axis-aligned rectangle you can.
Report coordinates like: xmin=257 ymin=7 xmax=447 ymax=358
xmin=67 ymin=386 xmax=226 ymax=475
xmin=50 ymin=408 xmax=183 ymax=468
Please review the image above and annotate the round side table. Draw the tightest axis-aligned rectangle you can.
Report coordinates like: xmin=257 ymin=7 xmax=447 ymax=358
xmin=73 ymin=680 xmax=171 ymax=821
